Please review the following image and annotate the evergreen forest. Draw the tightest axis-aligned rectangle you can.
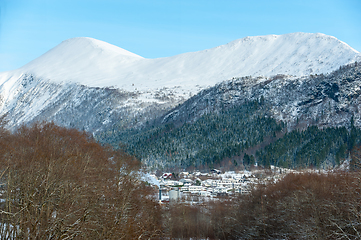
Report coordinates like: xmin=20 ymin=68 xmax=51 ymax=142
xmin=98 ymin=99 xmax=361 ymax=170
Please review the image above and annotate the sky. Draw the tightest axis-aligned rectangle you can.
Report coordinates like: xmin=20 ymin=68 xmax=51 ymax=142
xmin=0 ymin=0 xmax=360 ymax=72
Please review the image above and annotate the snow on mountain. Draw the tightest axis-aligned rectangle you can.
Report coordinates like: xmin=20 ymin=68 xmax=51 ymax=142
xmin=2 ymin=32 xmax=360 ymax=94
xmin=161 ymin=62 xmax=361 ymax=130
xmin=20 ymin=37 xmax=144 ymax=87
xmin=0 ymin=32 xmax=359 ymax=132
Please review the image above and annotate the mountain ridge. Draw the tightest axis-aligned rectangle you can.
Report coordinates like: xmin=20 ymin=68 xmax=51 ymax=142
xmin=1 ymin=33 xmax=359 ymax=96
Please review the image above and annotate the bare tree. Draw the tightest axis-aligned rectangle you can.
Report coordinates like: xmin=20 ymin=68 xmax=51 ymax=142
xmin=0 ymin=122 xmax=162 ymax=239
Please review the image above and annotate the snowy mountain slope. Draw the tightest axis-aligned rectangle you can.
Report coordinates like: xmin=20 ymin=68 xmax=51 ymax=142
xmin=0 ymin=32 xmax=359 ymax=133
xmin=160 ymin=62 xmax=361 ymax=130
xmin=0 ymin=73 xmax=175 ymax=132
xmin=20 ymin=37 xmax=144 ymax=87
xmin=123 ymin=63 xmax=361 ymax=169
xmin=2 ymin=33 xmax=360 ymax=94
xmin=138 ymin=32 xmax=360 ymax=92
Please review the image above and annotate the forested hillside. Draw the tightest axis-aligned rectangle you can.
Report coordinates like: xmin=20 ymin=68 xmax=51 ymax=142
xmin=99 ymin=103 xmax=361 ymax=170
xmin=96 ymin=63 xmax=361 ymax=170
xmin=256 ymin=124 xmax=361 ymax=168
xmin=124 ymin=100 xmax=284 ymax=169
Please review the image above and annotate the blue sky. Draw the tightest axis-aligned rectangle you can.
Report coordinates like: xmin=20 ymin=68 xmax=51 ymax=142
xmin=0 ymin=0 xmax=360 ymax=72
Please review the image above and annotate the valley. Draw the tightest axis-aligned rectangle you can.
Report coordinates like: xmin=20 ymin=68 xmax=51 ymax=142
xmin=0 ymin=32 xmax=361 ymax=239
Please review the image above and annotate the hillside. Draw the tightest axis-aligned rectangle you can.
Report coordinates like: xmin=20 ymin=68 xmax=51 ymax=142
xmin=104 ymin=63 xmax=361 ymax=169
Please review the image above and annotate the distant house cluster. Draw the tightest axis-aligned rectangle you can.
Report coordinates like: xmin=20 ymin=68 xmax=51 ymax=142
xmin=157 ymin=172 xmax=253 ymax=203
xmin=145 ymin=166 xmax=296 ymax=203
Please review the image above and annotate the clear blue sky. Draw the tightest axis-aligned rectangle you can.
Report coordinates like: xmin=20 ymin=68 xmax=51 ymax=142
xmin=0 ymin=0 xmax=360 ymax=72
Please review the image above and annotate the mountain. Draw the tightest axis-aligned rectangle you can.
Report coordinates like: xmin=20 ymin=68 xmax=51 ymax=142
xmin=2 ymin=32 xmax=360 ymax=96
xmin=0 ymin=32 xmax=360 ymax=132
xmin=118 ymin=63 xmax=361 ymax=169
xmin=0 ymin=33 xmax=360 ymax=169
xmin=159 ymin=63 xmax=361 ymax=130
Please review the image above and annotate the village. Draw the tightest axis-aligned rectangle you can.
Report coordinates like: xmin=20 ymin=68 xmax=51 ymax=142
xmin=143 ymin=166 xmax=297 ymax=203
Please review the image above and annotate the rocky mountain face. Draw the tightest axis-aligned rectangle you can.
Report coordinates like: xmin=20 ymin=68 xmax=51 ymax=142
xmin=0 ymin=74 xmax=180 ymax=134
xmin=161 ymin=62 xmax=361 ymax=130
xmin=116 ymin=63 xmax=361 ymax=169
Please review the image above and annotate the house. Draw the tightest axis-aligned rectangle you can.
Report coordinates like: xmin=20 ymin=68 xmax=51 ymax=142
xmin=188 ymin=185 xmax=206 ymax=194
xmin=199 ymin=191 xmax=211 ymax=197
xmin=162 ymin=173 xmax=172 ymax=179
xmin=211 ymin=169 xmax=221 ymax=174
xmin=160 ymin=180 xmax=183 ymax=188
xmin=179 ymin=178 xmax=194 ymax=185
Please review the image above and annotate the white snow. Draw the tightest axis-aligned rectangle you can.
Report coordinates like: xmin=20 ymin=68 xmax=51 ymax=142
xmin=0 ymin=32 xmax=360 ymax=98
xmin=141 ymin=173 xmax=160 ymax=187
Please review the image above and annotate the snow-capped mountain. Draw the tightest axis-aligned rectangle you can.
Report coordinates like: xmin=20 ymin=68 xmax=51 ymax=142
xmin=11 ymin=33 xmax=361 ymax=92
xmin=0 ymin=32 xmax=359 ymax=132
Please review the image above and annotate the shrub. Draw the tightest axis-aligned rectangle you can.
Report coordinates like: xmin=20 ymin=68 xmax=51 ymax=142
xmin=0 ymin=123 xmax=161 ymax=239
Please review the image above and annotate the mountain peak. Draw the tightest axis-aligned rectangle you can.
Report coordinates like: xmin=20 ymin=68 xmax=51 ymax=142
xmin=58 ymin=37 xmax=144 ymax=59
xmin=2 ymin=33 xmax=360 ymax=91
xmin=226 ymin=32 xmax=359 ymax=54
xmin=17 ymin=37 xmax=144 ymax=86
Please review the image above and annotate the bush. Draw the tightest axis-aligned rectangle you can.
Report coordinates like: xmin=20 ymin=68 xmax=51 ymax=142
xmin=0 ymin=123 xmax=161 ymax=239
xmin=233 ymin=172 xmax=361 ymax=239
xmin=163 ymin=172 xmax=361 ymax=239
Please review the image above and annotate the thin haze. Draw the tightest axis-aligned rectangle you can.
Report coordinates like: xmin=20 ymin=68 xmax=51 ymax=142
xmin=0 ymin=0 xmax=360 ymax=72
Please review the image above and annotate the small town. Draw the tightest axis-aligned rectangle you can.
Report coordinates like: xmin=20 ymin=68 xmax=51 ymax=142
xmin=144 ymin=166 xmax=298 ymax=203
